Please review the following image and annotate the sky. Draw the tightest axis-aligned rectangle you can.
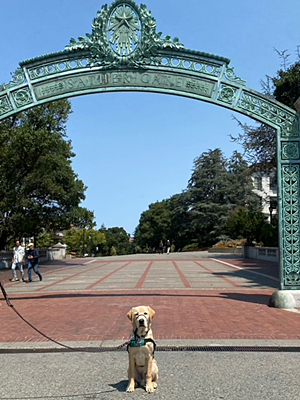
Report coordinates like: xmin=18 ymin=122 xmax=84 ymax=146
xmin=1 ymin=1 xmax=299 ymax=235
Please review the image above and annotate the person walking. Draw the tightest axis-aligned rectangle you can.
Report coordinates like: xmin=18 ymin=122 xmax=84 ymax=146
xmin=159 ymin=240 xmax=164 ymax=254
xmin=27 ymin=243 xmax=42 ymax=282
xmin=10 ymin=240 xmax=25 ymax=282
xmin=166 ymin=240 xmax=171 ymax=254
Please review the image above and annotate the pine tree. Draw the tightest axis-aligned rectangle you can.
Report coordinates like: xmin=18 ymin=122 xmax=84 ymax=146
xmin=186 ymin=149 xmax=231 ymax=246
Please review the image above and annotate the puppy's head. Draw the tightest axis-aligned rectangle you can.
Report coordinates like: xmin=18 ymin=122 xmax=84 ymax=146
xmin=127 ymin=306 xmax=155 ymax=336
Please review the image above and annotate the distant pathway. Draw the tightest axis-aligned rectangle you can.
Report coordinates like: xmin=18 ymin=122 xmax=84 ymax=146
xmin=1 ymin=254 xmax=279 ymax=294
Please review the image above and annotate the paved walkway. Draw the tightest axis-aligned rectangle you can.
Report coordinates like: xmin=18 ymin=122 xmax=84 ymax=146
xmin=1 ymin=252 xmax=300 ymax=347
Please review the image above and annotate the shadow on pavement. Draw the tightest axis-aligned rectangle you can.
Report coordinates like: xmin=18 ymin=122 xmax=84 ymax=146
xmin=6 ymin=291 xmax=272 ymax=307
xmin=220 ymin=292 xmax=272 ymax=305
xmin=109 ymin=380 xmax=128 ymax=392
xmin=213 ymin=268 xmax=279 ymax=289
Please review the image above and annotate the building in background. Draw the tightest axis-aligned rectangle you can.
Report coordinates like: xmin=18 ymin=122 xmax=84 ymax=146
xmin=252 ymin=168 xmax=277 ymax=223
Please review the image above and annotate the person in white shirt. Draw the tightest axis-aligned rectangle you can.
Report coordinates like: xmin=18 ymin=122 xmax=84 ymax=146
xmin=10 ymin=240 xmax=25 ymax=282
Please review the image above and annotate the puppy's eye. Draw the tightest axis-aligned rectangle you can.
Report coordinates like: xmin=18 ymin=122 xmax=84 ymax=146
xmin=144 ymin=312 xmax=148 ymax=315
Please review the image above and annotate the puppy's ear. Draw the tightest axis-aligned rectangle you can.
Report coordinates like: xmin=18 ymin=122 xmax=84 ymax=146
xmin=127 ymin=308 xmax=134 ymax=321
xmin=148 ymin=306 xmax=155 ymax=320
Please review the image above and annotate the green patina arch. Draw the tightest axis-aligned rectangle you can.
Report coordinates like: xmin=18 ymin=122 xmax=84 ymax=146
xmin=1 ymin=0 xmax=299 ymax=294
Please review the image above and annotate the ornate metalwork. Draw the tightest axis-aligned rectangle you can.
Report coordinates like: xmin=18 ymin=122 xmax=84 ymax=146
xmin=108 ymin=3 xmax=141 ymax=55
xmin=282 ymin=166 xmax=300 ymax=287
xmin=27 ymin=58 xmax=90 ymax=81
xmin=237 ymin=91 xmax=298 ymax=134
xmin=65 ymin=0 xmax=184 ymax=68
xmin=218 ymin=85 xmax=237 ymax=104
xmin=0 ymin=0 xmax=300 ymax=291
xmin=12 ymin=88 xmax=33 ymax=108
xmin=224 ymin=66 xmax=246 ymax=86
xmin=3 ymin=68 xmax=26 ymax=90
xmin=0 ymin=95 xmax=13 ymax=116
xmin=282 ymin=142 xmax=300 ymax=160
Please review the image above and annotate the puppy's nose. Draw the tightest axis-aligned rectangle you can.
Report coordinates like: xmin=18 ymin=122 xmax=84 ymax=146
xmin=139 ymin=319 xmax=145 ymax=326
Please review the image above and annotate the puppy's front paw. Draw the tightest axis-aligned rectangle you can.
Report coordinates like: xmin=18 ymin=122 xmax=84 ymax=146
xmin=146 ymin=384 xmax=155 ymax=393
xmin=126 ymin=384 xmax=135 ymax=392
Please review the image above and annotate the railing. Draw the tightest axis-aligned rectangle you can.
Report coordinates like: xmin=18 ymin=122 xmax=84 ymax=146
xmin=242 ymin=246 xmax=279 ymax=262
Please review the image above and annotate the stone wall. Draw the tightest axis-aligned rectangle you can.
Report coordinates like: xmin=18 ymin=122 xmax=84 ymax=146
xmin=0 ymin=243 xmax=66 ymax=270
xmin=242 ymin=246 xmax=279 ymax=262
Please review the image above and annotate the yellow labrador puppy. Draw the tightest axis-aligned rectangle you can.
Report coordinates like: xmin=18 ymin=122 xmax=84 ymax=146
xmin=126 ymin=306 xmax=158 ymax=393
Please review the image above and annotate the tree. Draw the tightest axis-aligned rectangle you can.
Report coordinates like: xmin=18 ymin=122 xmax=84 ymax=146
xmin=168 ymin=193 xmax=192 ymax=250
xmin=229 ymin=49 xmax=300 ymax=252
xmin=273 ymin=60 xmax=300 ymax=108
xmin=185 ymin=149 xmax=232 ymax=246
xmin=227 ymin=151 xmax=261 ymax=210
xmin=99 ymin=226 xmax=130 ymax=256
xmin=231 ymin=119 xmax=277 ymax=169
xmin=231 ymin=49 xmax=300 ymax=168
xmin=0 ymin=100 xmax=87 ymax=249
xmin=64 ymin=228 xmax=106 ymax=255
xmin=68 ymin=207 xmax=96 ymax=229
xmin=36 ymin=232 xmax=57 ymax=249
xmin=134 ymin=149 xmax=260 ymax=250
xmin=134 ymin=200 xmax=173 ymax=252
xmin=226 ymin=206 xmax=277 ymax=246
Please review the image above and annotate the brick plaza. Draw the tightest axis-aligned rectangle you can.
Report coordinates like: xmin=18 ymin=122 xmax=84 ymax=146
xmin=1 ymin=253 xmax=300 ymax=345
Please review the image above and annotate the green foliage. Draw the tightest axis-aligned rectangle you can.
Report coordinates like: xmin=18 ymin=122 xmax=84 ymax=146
xmin=64 ymin=228 xmax=106 ymax=255
xmin=134 ymin=200 xmax=172 ymax=251
xmin=185 ymin=149 xmax=259 ymax=246
xmin=0 ymin=100 xmax=87 ymax=250
xmin=186 ymin=149 xmax=231 ymax=246
xmin=133 ymin=244 xmax=142 ymax=254
xmin=69 ymin=207 xmax=96 ymax=229
xmin=182 ymin=243 xmax=199 ymax=252
xmin=212 ymin=238 xmax=246 ymax=248
xmin=36 ymin=232 xmax=56 ymax=249
xmin=260 ymin=215 xmax=278 ymax=247
xmin=231 ymin=51 xmax=300 ymax=168
xmin=64 ymin=228 xmax=83 ymax=254
xmin=98 ymin=226 xmax=130 ymax=256
xmin=224 ymin=51 xmax=298 ymax=249
xmin=110 ymin=246 xmax=117 ymax=256
xmin=227 ymin=151 xmax=261 ymax=209
xmin=134 ymin=149 xmax=259 ymax=250
xmin=230 ymin=118 xmax=277 ymax=168
xmin=226 ymin=206 xmax=277 ymax=245
xmin=273 ymin=61 xmax=300 ymax=109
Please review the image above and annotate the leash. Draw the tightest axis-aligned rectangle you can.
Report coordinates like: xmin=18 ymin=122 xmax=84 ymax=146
xmin=0 ymin=281 xmax=130 ymax=352
xmin=0 ymin=280 xmax=77 ymax=350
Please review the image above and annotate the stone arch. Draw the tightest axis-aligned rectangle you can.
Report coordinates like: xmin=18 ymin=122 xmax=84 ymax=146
xmin=0 ymin=0 xmax=299 ymax=298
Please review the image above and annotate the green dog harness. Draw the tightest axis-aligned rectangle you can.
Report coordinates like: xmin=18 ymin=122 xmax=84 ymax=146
xmin=129 ymin=339 xmax=145 ymax=347
xmin=127 ymin=338 xmax=156 ymax=354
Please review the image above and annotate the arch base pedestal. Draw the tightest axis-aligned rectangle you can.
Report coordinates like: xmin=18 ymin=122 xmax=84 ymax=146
xmin=269 ymin=290 xmax=300 ymax=309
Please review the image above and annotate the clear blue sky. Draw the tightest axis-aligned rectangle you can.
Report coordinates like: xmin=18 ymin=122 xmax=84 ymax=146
xmin=1 ymin=1 xmax=299 ymax=235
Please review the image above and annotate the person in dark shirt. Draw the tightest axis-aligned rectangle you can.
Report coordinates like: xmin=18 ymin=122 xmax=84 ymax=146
xmin=27 ymin=243 xmax=42 ymax=282
xmin=158 ymin=240 xmax=164 ymax=254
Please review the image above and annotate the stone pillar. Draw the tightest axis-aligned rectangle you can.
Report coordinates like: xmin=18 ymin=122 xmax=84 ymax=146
xmin=48 ymin=242 xmax=67 ymax=260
